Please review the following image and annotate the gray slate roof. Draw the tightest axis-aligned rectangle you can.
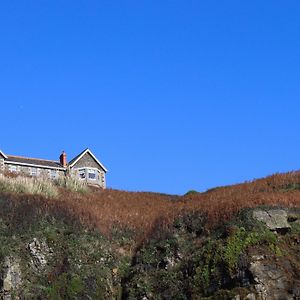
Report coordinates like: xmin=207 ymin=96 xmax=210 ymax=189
xmin=6 ymin=155 xmax=63 ymax=168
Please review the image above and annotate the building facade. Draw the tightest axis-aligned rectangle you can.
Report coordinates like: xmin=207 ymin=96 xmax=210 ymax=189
xmin=0 ymin=148 xmax=107 ymax=188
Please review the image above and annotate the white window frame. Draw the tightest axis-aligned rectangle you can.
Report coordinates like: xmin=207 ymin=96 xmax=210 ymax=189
xmin=30 ymin=167 xmax=38 ymax=177
xmin=9 ymin=165 xmax=17 ymax=173
xmin=87 ymin=168 xmax=97 ymax=180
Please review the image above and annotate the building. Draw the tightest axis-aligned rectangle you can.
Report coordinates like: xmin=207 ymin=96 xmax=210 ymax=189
xmin=0 ymin=148 xmax=107 ymax=188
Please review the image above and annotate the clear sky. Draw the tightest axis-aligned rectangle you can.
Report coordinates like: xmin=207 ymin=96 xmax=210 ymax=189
xmin=1 ymin=1 xmax=300 ymax=194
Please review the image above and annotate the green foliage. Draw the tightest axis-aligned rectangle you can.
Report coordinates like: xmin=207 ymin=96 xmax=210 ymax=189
xmin=192 ymin=239 xmax=224 ymax=296
xmin=47 ymin=273 xmax=84 ymax=299
xmin=0 ymin=212 xmax=127 ymax=300
xmin=151 ymin=270 xmax=188 ymax=300
xmin=0 ymin=171 xmax=299 ymax=300
xmin=192 ymin=225 xmax=281 ymax=296
xmin=280 ymin=183 xmax=300 ymax=192
xmin=127 ymin=212 xmax=282 ymax=298
xmin=224 ymin=227 xmax=260 ymax=274
xmin=290 ymin=221 xmax=300 ymax=234
xmin=174 ymin=212 xmax=207 ymax=236
xmin=184 ymin=190 xmax=199 ymax=196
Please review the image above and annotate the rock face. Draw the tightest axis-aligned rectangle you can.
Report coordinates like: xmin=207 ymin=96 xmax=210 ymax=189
xmin=27 ymin=238 xmax=52 ymax=270
xmin=0 ymin=206 xmax=300 ymax=299
xmin=0 ymin=256 xmax=22 ymax=300
xmin=252 ymin=209 xmax=291 ymax=233
xmin=249 ymin=255 xmax=295 ymax=300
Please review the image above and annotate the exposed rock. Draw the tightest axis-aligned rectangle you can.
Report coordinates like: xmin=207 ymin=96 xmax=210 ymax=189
xmin=249 ymin=256 xmax=294 ymax=300
xmin=252 ymin=209 xmax=291 ymax=233
xmin=27 ymin=238 xmax=52 ymax=270
xmin=0 ymin=256 xmax=22 ymax=300
xmin=165 ymin=256 xmax=176 ymax=269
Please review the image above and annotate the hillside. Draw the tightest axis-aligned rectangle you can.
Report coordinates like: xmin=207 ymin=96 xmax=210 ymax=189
xmin=0 ymin=172 xmax=300 ymax=299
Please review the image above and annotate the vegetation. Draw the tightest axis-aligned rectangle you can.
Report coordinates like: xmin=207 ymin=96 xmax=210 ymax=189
xmin=0 ymin=171 xmax=300 ymax=298
xmin=0 ymin=172 xmax=89 ymax=198
xmin=56 ymin=175 xmax=88 ymax=193
xmin=184 ymin=190 xmax=199 ymax=196
xmin=0 ymin=174 xmax=58 ymax=198
xmin=1 ymin=171 xmax=300 ymax=242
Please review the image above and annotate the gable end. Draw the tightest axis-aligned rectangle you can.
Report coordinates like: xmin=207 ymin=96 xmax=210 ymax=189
xmin=69 ymin=149 xmax=107 ymax=172
xmin=71 ymin=152 xmax=106 ymax=172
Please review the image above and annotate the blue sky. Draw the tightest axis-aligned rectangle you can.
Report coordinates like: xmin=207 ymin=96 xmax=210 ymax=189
xmin=1 ymin=1 xmax=300 ymax=194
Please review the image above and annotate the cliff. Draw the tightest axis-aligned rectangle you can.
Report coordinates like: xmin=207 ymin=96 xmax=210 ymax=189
xmin=0 ymin=172 xmax=300 ymax=299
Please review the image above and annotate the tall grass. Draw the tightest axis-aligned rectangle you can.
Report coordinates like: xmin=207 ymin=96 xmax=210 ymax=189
xmin=0 ymin=175 xmax=58 ymax=198
xmin=0 ymin=172 xmax=88 ymax=198
xmin=56 ymin=176 xmax=88 ymax=193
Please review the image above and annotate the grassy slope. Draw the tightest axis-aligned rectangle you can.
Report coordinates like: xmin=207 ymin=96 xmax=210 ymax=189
xmin=3 ymin=171 xmax=300 ymax=242
xmin=0 ymin=171 xmax=300 ymax=299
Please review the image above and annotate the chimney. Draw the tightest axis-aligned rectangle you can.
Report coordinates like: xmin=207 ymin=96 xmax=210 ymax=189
xmin=60 ymin=151 xmax=67 ymax=167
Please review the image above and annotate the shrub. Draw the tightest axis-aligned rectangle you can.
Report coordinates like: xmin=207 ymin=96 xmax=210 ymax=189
xmin=56 ymin=176 xmax=88 ymax=193
xmin=47 ymin=273 xmax=84 ymax=300
xmin=184 ymin=190 xmax=198 ymax=196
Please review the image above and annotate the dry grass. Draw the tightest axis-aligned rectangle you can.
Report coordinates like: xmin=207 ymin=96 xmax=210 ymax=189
xmin=1 ymin=171 xmax=300 ymax=242
xmin=0 ymin=174 xmax=58 ymax=198
xmin=55 ymin=175 xmax=88 ymax=193
xmin=0 ymin=172 xmax=88 ymax=197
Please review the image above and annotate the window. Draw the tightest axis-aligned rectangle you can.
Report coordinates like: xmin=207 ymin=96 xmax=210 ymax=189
xmin=9 ymin=165 xmax=17 ymax=173
xmin=78 ymin=169 xmax=86 ymax=179
xmin=50 ymin=170 xmax=57 ymax=180
xmin=88 ymin=169 xmax=96 ymax=180
xmin=31 ymin=168 xmax=37 ymax=176
xmin=77 ymin=168 xmax=98 ymax=180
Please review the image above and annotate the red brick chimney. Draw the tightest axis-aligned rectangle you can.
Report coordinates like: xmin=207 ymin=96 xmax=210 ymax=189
xmin=60 ymin=151 xmax=67 ymax=167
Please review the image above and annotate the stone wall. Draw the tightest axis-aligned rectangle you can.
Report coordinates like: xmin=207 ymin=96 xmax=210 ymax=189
xmin=71 ymin=168 xmax=105 ymax=188
xmin=0 ymin=159 xmax=4 ymax=172
xmin=3 ymin=163 xmax=65 ymax=180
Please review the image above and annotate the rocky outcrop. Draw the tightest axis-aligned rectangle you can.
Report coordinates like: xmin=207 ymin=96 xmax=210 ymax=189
xmin=249 ymin=255 xmax=296 ymax=300
xmin=1 ymin=205 xmax=300 ymax=299
xmin=252 ymin=209 xmax=291 ymax=233
xmin=27 ymin=238 xmax=52 ymax=271
xmin=0 ymin=256 xmax=22 ymax=300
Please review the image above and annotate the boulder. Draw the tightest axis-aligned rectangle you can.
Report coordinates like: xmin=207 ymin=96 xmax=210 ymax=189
xmin=252 ymin=209 xmax=291 ymax=233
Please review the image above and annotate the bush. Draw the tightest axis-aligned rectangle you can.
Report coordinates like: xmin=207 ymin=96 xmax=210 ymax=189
xmin=184 ymin=190 xmax=198 ymax=196
xmin=56 ymin=176 xmax=88 ymax=193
